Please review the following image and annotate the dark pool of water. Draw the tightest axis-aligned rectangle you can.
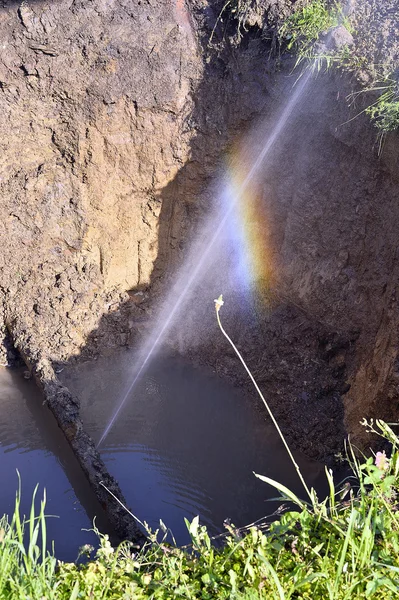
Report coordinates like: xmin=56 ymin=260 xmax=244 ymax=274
xmin=0 ymin=367 xmax=111 ymax=562
xmin=1 ymin=354 xmax=330 ymax=558
xmin=62 ymin=352 xmax=327 ymax=544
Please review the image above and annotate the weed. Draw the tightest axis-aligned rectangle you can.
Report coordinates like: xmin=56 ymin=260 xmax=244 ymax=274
xmin=210 ymin=0 xmax=264 ymax=42
xmin=277 ymin=0 xmax=399 ymax=138
xmin=365 ymin=79 xmax=399 ymax=149
xmin=345 ymin=77 xmax=399 ymax=152
xmin=2 ymin=306 xmax=399 ymax=597
xmin=0 ymin=473 xmax=57 ymax=599
xmin=53 ymin=416 xmax=399 ymax=599
xmin=279 ymin=0 xmax=343 ymax=55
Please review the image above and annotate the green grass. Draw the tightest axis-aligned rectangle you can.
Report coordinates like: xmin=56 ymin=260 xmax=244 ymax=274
xmin=0 ymin=474 xmax=58 ymax=599
xmin=364 ymin=79 xmax=399 ymax=149
xmin=6 ymin=418 xmax=396 ymax=599
xmin=344 ymin=78 xmax=399 ymax=153
xmin=57 ymin=420 xmax=399 ymax=598
xmin=0 ymin=440 xmax=398 ymax=600
xmin=278 ymin=1 xmax=356 ymax=78
xmin=2 ymin=301 xmax=399 ymax=598
xmin=276 ymin=0 xmax=399 ymax=139
xmin=279 ymin=0 xmax=345 ymax=56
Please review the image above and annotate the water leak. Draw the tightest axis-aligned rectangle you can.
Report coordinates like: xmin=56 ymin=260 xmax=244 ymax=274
xmin=97 ymin=72 xmax=313 ymax=447
xmin=62 ymin=352 xmax=327 ymax=543
xmin=0 ymin=367 xmax=112 ymax=561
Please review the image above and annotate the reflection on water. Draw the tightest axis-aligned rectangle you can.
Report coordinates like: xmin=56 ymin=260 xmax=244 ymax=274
xmin=63 ymin=352 xmax=327 ymax=543
xmin=0 ymin=368 xmax=111 ymax=561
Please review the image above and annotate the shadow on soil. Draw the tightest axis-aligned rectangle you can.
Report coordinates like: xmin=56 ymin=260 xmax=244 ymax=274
xmin=49 ymin=11 xmax=353 ymax=465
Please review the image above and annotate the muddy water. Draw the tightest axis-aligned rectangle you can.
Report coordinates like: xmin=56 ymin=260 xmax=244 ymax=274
xmin=0 ymin=367 xmax=111 ymax=561
xmin=62 ymin=353 xmax=327 ymax=543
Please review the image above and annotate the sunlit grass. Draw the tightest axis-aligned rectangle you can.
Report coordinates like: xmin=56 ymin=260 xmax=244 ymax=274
xmin=2 ymin=426 xmax=399 ymax=598
xmin=0 ymin=474 xmax=57 ymax=599
xmin=2 ymin=306 xmax=399 ymax=597
xmin=54 ymin=418 xmax=399 ymax=599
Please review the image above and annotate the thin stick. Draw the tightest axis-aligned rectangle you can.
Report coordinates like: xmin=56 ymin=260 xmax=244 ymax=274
xmin=214 ymin=295 xmax=313 ymax=503
xmin=99 ymin=481 xmax=147 ymax=532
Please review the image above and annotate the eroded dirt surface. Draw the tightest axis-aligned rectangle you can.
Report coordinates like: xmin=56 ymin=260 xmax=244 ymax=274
xmin=0 ymin=0 xmax=201 ymax=365
xmin=1 ymin=0 xmax=399 ymax=472
xmin=349 ymin=0 xmax=399 ymax=83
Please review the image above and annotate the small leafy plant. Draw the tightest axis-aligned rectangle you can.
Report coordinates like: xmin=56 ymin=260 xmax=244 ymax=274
xmin=0 ymin=474 xmax=58 ymax=599
xmin=53 ymin=417 xmax=399 ymax=599
xmin=279 ymin=0 xmax=344 ymax=55
xmin=2 ymin=301 xmax=399 ymax=597
xmin=365 ymin=80 xmax=399 ymax=147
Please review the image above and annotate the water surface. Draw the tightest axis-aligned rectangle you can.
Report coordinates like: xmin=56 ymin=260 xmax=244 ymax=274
xmin=63 ymin=352 xmax=326 ymax=543
xmin=0 ymin=367 xmax=111 ymax=561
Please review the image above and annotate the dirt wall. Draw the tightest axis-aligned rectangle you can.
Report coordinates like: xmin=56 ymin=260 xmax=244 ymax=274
xmin=1 ymin=0 xmax=399 ymax=463
xmin=0 ymin=0 xmax=201 ymax=365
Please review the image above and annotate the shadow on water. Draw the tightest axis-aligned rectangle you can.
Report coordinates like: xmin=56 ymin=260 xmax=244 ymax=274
xmin=0 ymin=367 xmax=114 ymax=561
xmin=4 ymin=0 xmax=358 ymax=555
xmin=60 ymin=351 xmax=329 ymax=544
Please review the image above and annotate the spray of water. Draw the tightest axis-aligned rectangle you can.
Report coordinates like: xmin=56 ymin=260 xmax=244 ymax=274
xmin=97 ymin=70 xmax=313 ymax=447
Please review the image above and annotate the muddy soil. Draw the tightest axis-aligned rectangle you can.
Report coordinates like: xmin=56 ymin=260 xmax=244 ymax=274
xmin=1 ymin=0 xmax=399 ymax=488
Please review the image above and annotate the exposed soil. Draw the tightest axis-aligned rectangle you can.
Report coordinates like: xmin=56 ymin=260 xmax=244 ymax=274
xmin=349 ymin=0 xmax=399 ymax=83
xmin=1 ymin=0 xmax=399 ymax=537
xmin=0 ymin=0 xmax=202 ymax=365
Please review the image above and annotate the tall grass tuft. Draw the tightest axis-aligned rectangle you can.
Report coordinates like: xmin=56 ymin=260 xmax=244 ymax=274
xmin=2 ymin=305 xmax=399 ymax=597
xmin=0 ymin=474 xmax=57 ymax=599
xmin=54 ymin=418 xmax=399 ymax=599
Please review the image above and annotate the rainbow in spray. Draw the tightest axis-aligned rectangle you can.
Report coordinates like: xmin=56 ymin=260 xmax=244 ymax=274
xmin=98 ymin=67 xmax=313 ymax=446
xmin=222 ymin=141 xmax=276 ymax=297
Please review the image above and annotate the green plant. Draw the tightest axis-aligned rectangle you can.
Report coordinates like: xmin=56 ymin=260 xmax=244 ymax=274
xmin=344 ymin=77 xmax=399 ymax=151
xmin=277 ymin=0 xmax=357 ymax=77
xmin=367 ymin=97 xmax=399 ymax=132
xmin=211 ymin=295 xmax=399 ymax=597
xmin=0 ymin=474 xmax=58 ymax=599
xmin=279 ymin=0 xmax=342 ymax=54
xmin=364 ymin=80 xmax=399 ymax=150
xmin=54 ymin=416 xmax=399 ymax=599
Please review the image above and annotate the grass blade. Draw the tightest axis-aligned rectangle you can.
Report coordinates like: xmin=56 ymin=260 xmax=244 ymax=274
xmin=254 ymin=473 xmax=306 ymax=509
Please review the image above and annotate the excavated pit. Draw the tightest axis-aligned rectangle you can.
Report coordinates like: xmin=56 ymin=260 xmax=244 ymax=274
xmin=1 ymin=0 xmax=399 ymax=542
